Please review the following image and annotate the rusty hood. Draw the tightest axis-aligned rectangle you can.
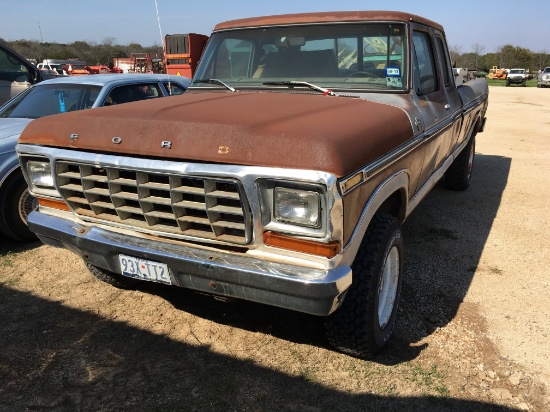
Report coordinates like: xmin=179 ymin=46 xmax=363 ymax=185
xmin=19 ymin=91 xmax=413 ymax=177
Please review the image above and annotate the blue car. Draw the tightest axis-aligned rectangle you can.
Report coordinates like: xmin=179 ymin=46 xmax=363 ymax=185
xmin=0 ymin=73 xmax=190 ymax=241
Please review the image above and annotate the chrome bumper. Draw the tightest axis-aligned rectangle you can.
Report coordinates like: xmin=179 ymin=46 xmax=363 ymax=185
xmin=28 ymin=212 xmax=352 ymax=316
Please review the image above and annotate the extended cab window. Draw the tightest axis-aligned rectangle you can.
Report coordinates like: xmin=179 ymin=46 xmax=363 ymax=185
xmin=413 ymin=31 xmax=438 ymax=95
xmin=435 ymin=36 xmax=451 ymax=86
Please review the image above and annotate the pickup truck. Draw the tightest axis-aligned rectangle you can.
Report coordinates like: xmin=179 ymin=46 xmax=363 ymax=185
xmin=538 ymin=67 xmax=550 ymax=87
xmin=506 ymin=68 xmax=526 ymax=86
xmin=17 ymin=11 xmax=488 ymax=358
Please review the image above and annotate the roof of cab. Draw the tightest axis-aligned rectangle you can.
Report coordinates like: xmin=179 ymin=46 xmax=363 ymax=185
xmin=214 ymin=10 xmax=444 ymax=33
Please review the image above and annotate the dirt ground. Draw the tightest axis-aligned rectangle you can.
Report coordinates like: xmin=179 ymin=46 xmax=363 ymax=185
xmin=1 ymin=86 xmax=549 ymax=411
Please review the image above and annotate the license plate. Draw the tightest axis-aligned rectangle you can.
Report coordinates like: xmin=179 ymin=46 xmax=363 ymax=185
xmin=119 ymin=254 xmax=171 ymax=285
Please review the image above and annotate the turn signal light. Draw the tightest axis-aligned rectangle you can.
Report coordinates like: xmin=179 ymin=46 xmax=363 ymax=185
xmin=37 ymin=197 xmax=71 ymax=211
xmin=263 ymin=231 xmax=340 ymax=258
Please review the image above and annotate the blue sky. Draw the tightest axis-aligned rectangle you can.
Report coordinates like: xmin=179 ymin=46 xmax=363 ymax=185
xmin=1 ymin=0 xmax=548 ymax=53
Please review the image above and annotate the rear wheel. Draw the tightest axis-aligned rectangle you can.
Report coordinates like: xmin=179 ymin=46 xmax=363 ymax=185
xmin=0 ymin=171 xmax=38 ymax=241
xmin=445 ymin=135 xmax=475 ymax=191
xmin=325 ymin=213 xmax=403 ymax=359
xmin=85 ymin=262 xmax=137 ymax=289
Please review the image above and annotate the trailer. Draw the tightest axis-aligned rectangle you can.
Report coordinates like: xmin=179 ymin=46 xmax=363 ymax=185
xmin=164 ymin=33 xmax=209 ymax=77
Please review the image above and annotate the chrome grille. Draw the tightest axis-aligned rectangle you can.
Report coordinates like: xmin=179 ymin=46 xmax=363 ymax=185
xmin=56 ymin=161 xmax=250 ymax=244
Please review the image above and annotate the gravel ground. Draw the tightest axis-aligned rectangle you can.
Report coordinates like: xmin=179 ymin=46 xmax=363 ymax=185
xmin=0 ymin=86 xmax=549 ymax=411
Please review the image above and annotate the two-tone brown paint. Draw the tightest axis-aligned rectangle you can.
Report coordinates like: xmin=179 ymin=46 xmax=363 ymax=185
xmin=214 ymin=11 xmax=444 ymax=33
xmin=19 ymin=91 xmax=413 ymax=178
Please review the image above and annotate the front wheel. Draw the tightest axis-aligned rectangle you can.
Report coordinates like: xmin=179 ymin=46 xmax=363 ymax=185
xmin=0 ymin=172 xmax=38 ymax=241
xmin=324 ymin=213 xmax=403 ymax=359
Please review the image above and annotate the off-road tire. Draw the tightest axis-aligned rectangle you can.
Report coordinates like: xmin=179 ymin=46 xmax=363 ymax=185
xmin=445 ymin=135 xmax=476 ymax=191
xmin=0 ymin=171 xmax=37 ymax=241
xmin=85 ymin=262 xmax=137 ymax=289
xmin=324 ymin=213 xmax=403 ymax=359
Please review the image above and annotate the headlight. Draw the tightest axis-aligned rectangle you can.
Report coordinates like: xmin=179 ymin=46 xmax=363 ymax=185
xmin=274 ymin=187 xmax=320 ymax=228
xmin=21 ymin=158 xmax=60 ymax=198
xmin=27 ymin=161 xmax=54 ymax=188
xmin=258 ymin=180 xmax=328 ymax=238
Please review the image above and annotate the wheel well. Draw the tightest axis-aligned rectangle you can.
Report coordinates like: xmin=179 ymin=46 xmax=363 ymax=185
xmin=376 ymin=189 xmax=406 ymax=223
xmin=0 ymin=165 xmax=22 ymax=195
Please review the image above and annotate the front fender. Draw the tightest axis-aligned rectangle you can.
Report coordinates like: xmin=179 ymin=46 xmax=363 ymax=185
xmin=340 ymin=170 xmax=409 ymax=268
xmin=0 ymin=147 xmax=21 ymax=190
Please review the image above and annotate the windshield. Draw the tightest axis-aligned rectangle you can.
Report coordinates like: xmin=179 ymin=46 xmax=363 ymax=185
xmin=510 ymin=69 xmax=525 ymax=74
xmin=0 ymin=83 xmax=101 ymax=119
xmin=192 ymin=23 xmax=407 ymax=91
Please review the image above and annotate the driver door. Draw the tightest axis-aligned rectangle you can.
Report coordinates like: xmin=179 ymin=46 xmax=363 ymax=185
xmin=0 ymin=45 xmax=33 ymax=105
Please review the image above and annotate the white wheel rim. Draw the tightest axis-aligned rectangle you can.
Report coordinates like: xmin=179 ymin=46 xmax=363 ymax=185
xmin=378 ymin=245 xmax=400 ymax=329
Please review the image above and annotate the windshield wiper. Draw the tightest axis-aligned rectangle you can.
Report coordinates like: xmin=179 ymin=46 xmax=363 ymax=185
xmin=262 ymin=81 xmax=338 ymax=96
xmin=193 ymin=78 xmax=236 ymax=92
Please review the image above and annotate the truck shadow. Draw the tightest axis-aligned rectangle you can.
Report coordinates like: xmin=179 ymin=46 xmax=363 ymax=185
xmin=0 ymin=238 xmax=42 ymax=255
xmin=0 ymin=284 xmax=518 ymax=411
xmin=393 ymin=152 xmax=512 ymax=359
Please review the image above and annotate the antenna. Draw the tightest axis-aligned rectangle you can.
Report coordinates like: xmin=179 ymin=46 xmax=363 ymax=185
xmin=154 ymin=0 xmax=172 ymax=91
xmin=38 ymin=21 xmax=44 ymax=43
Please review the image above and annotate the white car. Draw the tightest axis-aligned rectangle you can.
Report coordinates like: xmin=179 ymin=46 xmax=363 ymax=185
xmin=538 ymin=67 xmax=550 ymax=88
xmin=0 ymin=73 xmax=190 ymax=241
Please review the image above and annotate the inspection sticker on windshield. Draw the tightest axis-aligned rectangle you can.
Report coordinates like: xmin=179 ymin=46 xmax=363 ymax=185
xmin=119 ymin=254 xmax=171 ymax=284
xmin=385 ymin=67 xmax=400 ymax=77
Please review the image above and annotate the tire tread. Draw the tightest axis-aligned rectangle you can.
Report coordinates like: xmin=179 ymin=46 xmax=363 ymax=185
xmin=325 ymin=213 xmax=402 ymax=358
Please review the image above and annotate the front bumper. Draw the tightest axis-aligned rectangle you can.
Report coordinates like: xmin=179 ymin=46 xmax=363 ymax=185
xmin=507 ymin=77 xmax=524 ymax=83
xmin=28 ymin=211 xmax=352 ymax=316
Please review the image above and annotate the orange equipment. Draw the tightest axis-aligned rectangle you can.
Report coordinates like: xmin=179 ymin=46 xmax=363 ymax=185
xmin=487 ymin=66 xmax=508 ymax=80
xmin=164 ymin=33 xmax=209 ymax=77
xmin=64 ymin=64 xmax=122 ymax=75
